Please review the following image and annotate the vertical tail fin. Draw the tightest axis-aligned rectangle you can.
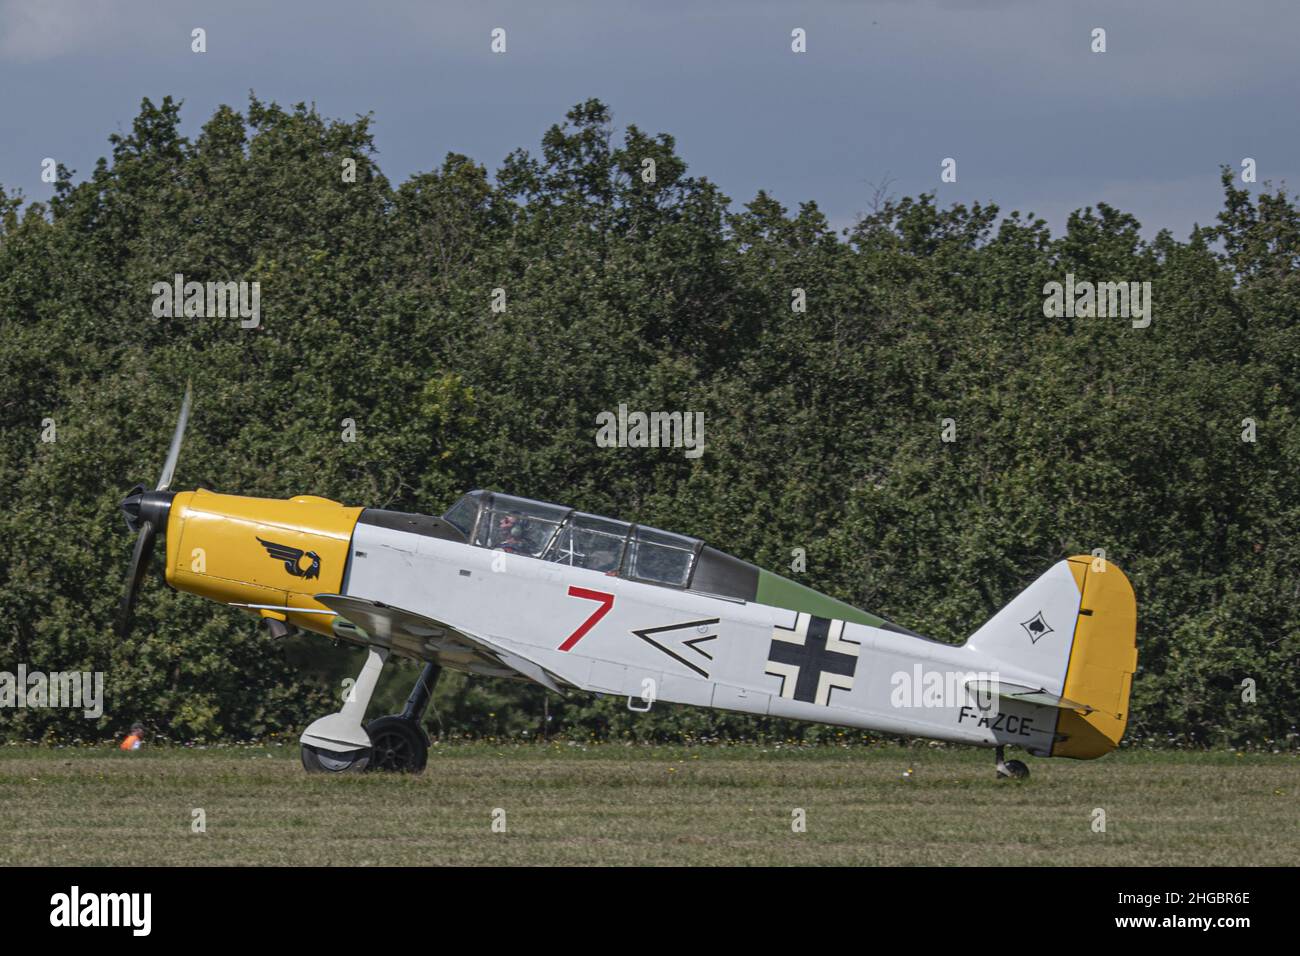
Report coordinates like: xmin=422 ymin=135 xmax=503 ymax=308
xmin=965 ymin=556 xmax=1138 ymax=759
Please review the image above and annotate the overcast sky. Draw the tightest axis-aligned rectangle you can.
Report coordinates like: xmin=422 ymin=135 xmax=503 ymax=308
xmin=1 ymin=0 xmax=1296 ymax=238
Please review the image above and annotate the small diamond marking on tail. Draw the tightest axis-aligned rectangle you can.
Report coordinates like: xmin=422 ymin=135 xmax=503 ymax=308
xmin=1020 ymin=611 xmax=1053 ymax=644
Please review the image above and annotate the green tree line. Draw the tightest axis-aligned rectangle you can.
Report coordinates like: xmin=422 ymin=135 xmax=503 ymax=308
xmin=1 ymin=96 xmax=1296 ymax=748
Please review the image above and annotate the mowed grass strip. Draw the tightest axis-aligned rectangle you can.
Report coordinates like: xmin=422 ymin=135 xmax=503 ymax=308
xmin=0 ymin=744 xmax=1295 ymax=866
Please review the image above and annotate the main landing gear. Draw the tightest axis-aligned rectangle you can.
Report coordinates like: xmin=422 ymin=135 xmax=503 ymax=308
xmin=300 ymin=649 xmax=441 ymax=774
xmin=995 ymin=745 xmax=1030 ymax=780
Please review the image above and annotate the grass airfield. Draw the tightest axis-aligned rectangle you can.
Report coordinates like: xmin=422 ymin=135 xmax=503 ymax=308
xmin=0 ymin=742 xmax=1295 ymax=866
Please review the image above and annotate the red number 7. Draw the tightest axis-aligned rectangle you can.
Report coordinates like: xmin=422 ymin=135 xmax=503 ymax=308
xmin=558 ymin=586 xmax=615 ymax=651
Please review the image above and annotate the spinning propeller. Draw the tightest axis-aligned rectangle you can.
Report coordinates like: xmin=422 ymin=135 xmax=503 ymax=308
xmin=116 ymin=383 xmax=191 ymax=637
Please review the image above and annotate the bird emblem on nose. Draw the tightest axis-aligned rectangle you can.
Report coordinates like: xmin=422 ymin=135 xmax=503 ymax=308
xmin=257 ymin=537 xmax=321 ymax=580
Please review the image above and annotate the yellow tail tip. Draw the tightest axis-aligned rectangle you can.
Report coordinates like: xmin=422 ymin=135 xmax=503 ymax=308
xmin=1052 ymin=556 xmax=1138 ymax=759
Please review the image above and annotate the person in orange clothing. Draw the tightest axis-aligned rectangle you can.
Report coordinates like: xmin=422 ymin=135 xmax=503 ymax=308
xmin=119 ymin=722 xmax=145 ymax=751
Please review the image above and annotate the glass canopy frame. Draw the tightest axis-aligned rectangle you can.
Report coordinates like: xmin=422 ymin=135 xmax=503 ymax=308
xmin=443 ymin=490 xmax=704 ymax=589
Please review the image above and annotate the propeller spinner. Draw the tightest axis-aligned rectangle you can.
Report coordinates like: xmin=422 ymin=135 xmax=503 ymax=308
xmin=116 ymin=383 xmax=192 ymax=637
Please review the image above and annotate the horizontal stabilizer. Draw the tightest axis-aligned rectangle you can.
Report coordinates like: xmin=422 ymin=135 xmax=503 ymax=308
xmin=314 ymin=593 xmax=568 ymax=694
xmin=964 ymin=678 xmax=1094 ymax=714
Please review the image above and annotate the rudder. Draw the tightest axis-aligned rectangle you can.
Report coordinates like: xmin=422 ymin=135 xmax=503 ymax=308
xmin=1051 ymin=555 xmax=1138 ymax=758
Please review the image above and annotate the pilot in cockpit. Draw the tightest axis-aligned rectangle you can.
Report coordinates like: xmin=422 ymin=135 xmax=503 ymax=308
xmin=493 ymin=512 xmax=532 ymax=554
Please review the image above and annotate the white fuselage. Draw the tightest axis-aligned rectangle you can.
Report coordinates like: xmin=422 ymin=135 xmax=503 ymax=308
xmin=345 ymin=523 xmax=1064 ymax=755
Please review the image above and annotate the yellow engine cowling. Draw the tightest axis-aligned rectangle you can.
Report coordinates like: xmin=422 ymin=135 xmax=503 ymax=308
xmin=164 ymin=489 xmax=363 ymax=637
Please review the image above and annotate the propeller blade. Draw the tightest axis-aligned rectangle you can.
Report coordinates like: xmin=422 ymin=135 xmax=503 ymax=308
xmin=118 ymin=383 xmax=191 ymax=637
xmin=156 ymin=381 xmax=192 ymax=492
xmin=116 ymin=520 xmax=156 ymax=638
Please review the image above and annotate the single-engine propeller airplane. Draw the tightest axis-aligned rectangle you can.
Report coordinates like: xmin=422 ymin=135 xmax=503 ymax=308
xmin=118 ymin=387 xmax=1138 ymax=777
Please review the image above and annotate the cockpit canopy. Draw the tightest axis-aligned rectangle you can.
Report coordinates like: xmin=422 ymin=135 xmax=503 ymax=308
xmin=427 ymin=490 xmax=907 ymax=629
xmin=442 ymin=490 xmax=748 ymax=595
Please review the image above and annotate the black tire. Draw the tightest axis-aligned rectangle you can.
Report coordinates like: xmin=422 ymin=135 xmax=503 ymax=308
xmin=998 ymin=758 xmax=1030 ymax=779
xmin=301 ymin=742 xmax=370 ymax=773
xmin=364 ymin=716 xmax=429 ymax=774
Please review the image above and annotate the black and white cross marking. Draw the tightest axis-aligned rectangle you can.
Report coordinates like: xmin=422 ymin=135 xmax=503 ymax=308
xmin=765 ymin=613 xmax=860 ymax=706
xmin=1020 ymin=611 xmax=1053 ymax=644
xmin=633 ymin=618 xmax=720 ymax=678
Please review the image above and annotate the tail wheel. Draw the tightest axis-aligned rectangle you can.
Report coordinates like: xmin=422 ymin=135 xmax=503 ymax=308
xmin=364 ymin=716 xmax=429 ymax=774
xmin=301 ymin=743 xmax=370 ymax=773
xmin=997 ymin=759 xmax=1030 ymax=779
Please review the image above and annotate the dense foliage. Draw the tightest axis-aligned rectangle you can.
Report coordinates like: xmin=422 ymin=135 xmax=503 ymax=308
xmin=2 ymin=96 xmax=1296 ymax=748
